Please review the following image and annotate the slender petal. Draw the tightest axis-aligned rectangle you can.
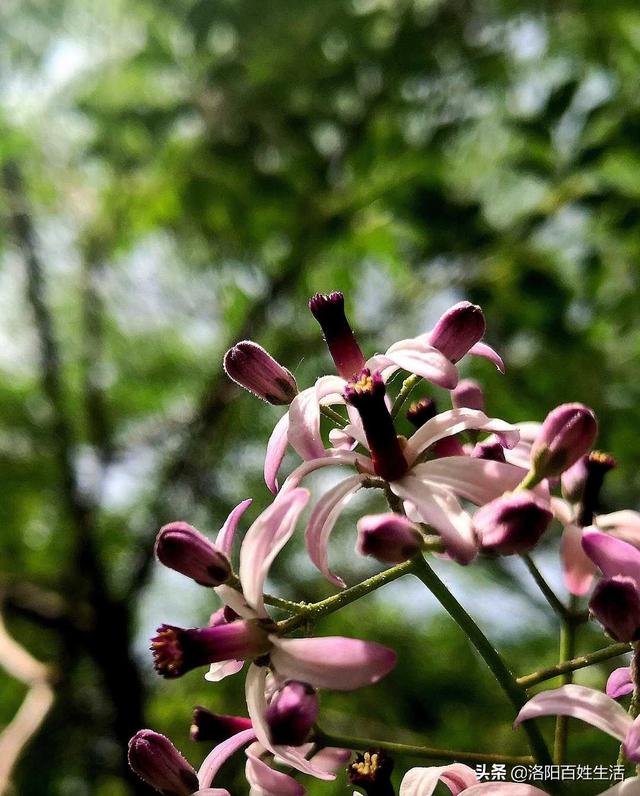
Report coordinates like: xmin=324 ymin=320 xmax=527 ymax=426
xmin=464 ymin=787 xmax=549 ymax=795
xmin=514 ymin=684 xmax=632 ymax=743
xmin=625 ymin=715 xmax=640 ymax=762
xmin=597 ymin=511 xmax=640 ymax=548
xmin=269 ymin=635 xmax=397 ymax=691
xmin=289 ymin=386 xmax=327 ymax=461
xmin=305 ymin=474 xmax=365 ymax=587
xmin=377 ymin=339 xmax=459 ymax=388
xmin=281 ymin=450 xmax=375 ymax=491
xmin=390 ymin=476 xmax=477 ymax=564
xmin=240 ymin=488 xmax=310 ymax=616
xmin=193 ymin=789 xmax=231 ymax=796
xmin=399 ymin=764 xmax=478 ymax=796
xmin=245 ymin=665 xmax=336 ymax=780
xmin=216 ymin=499 xmax=252 ymax=557
xmin=582 ymin=530 xmax=640 ymax=583
xmin=204 ymin=659 xmax=245 ymax=682
xmin=607 ymin=667 xmax=634 ymax=699
xmin=561 ymin=524 xmax=596 ymax=596
xmin=596 ymin=777 xmax=640 ymax=796
xmin=245 ymin=743 xmax=305 ymax=796
xmin=197 ymin=728 xmax=256 ymax=788
xmin=467 ymin=341 xmax=505 ymax=373
xmin=404 ymin=409 xmax=519 ymax=465
xmin=310 ymin=747 xmax=352 ymax=772
xmin=265 ymin=413 xmax=290 ymax=493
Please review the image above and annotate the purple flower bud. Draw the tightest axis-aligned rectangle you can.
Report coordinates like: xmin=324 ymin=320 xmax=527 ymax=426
xmin=128 ymin=730 xmax=199 ymax=795
xmin=356 ymin=513 xmax=423 ymax=564
xmin=432 ymin=436 xmax=466 ymax=458
xmin=530 ymin=403 xmax=598 ymax=478
xmin=151 ymin=620 xmax=270 ymax=678
xmin=308 ymin=291 xmax=366 ymax=379
xmin=265 ymin=681 xmax=319 ymax=746
xmin=427 ymin=301 xmax=486 ymax=363
xmin=155 ymin=522 xmax=231 ymax=587
xmin=344 ymin=369 xmax=408 ymax=482
xmin=590 ymin=576 xmax=640 ymax=642
xmin=348 ymin=749 xmax=395 ymax=796
xmin=471 ymin=440 xmax=506 ymax=462
xmin=406 ymin=398 xmax=437 ymax=428
xmin=452 ymin=378 xmax=485 ymax=411
xmin=474 ymin=491 xmax=553 ymax=555
xmin=224 ymin=340 xmax=298 ymax=405
xmin=561 ymin=450 xmax=616 ymax=526
xmin=190 ymin=706 xmax=252 ymax=742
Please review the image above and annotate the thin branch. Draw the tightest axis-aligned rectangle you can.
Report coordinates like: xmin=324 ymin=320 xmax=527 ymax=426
xmin=517 ymin=643 xmax=632 ymax=689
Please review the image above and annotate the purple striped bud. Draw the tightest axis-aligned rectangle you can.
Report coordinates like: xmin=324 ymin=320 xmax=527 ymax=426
xmin=151 ymin=621 xmax=270 ymax=679
xmin=561 ymin=450 xmax=616 ymax=526
xmin=475 ymin=491 xmax=552 ymax=555
xmin=309 ymin=291 xmax=366 ymax=380
xmin=155 ymin=522 xmax=231 ymax=587
xmin=344 ymin=370 xmax=408 ymax=482
xmin=224 ymin=341 xmax=298 ymax=405
xmin=427 ymin=301 xmax=485 ymax=363
xmin=128 ymin=730 xmax=199 ymax=795
xmin=590 ymin=576 xmax=640 ymax=642
xmin=471 ymin=440 xmax=506 ymax=462
xmin=452 ymin=378 xmax=485 ymax=411
xmin=356 ymin=513 xmax=423 ymax=564
xmin=190 ymin=707 xmax=252 ymax=742
xmin=530 ymin=403 xmax=598 ymax=478
xmin=406 ymin=398 xmax=437 ymax=428
xmin=265 ymin=681 xmax=319 ymax=746
xmin=348 ymin=749 xmax=395 ymax=796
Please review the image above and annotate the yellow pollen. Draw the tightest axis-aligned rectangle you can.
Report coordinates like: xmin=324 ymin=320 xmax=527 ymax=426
xmin=589 ymin=450 xmax=614 ymax=465
xmin=353 ymin=374 xmax=374 ymax=393
xmin=352 ymin=751 xmax=378 ymax=777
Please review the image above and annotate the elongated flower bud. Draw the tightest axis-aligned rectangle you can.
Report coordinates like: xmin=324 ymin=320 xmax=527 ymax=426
xmin=155 ymin=522 xmax=231 ymax=587
xmin=224 ymin=341 xmax=298 ymax=404
xmin=265 ymin=680 xmax=319 ymax=746
xmin=475 ymin=491 xmax=552 ymax=555
xmin=452 ymin=378 xmax=485 ymax=411
xmin=471 ymin=440 xmax=506 ymax=462
xmin=151 ymin=621 xmax=270 ymax=678
xmin=308 ymin=291 xmax=366 ymax=379
xmin=530 ymin=403 xmax=598 ymax=478
xmin=589 ymin=576 xmax=640 ymax=642
xmin=427 ymin=301 xmax=485 ymax=363
xmin=406 ymin=398 xmax=437 ymax=428
xmin=128 ymin=730 xmax=199 ymax=795
xmin=561 ymin=451 xmax=616 ymax=526
xmin=344 ymin=369 xmax=408 ymax=482
xmin=190 ymin=706 xmax=252 ymax=742
xmin=356 ymin=513 xmax=423 ymax=564
xmin=348 ymin=749 xmax=395 ymax=796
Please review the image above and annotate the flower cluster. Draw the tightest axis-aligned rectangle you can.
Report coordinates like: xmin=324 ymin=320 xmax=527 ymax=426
xmin=128 ymin=292 xmax=640 ymax=795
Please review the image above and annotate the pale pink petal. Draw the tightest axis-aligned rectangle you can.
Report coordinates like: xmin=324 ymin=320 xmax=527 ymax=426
xmin=240 ymin=489 xmax=310 ymax=616
xmin=245 ymin=665 xmax=335 ymax=781
xmin=197 ymin=728 xmax=256 ymax=787
xmin=245 ymin=744 xmax=305 ymax=796
xmin=550 ymin=497 xmax=575 ymax=526
xmin=464 ymin=786 xmax=549 ymax=795
xmin=305 ymin=474 xmax=365 ymax=587
xmin=582 ymin=530 xmax=640 ymax=583
xmin=204 ymin=659 xmax=245 ymax=682
xmin=607 ymin=667 xmax=634 ymax=699
xmin=399 ymin=764 xmax=478 ymax=796
xmin=391 ymin=476 xmax=478 ymax=564
xmin=193 ymin=789 xmax=232 ymax=796
xmin=216 ymin=499 xmax=252 ymax=556
xmin=411 ymin=458 xmax=532 ymax=506
xmin=597 ymin=511 xmax=640 ymax=548
xmin=288 ymin=386 xmax=326 ymax=461
xmin=269 ymin=635 xmax=397 ymax=691
xmin=281 ymin=451 xmax=375 ymax=491
xmin=329 ymin=427 xmax=358 ymax=450
xmin=514 ymin=684 xmax=631 ymax=742
xmin=404 ymin=409 xmax=519 ymax=465
xmin=382 ymin=339 xmax=459 ymax=389
xmin=625 ymin=716 xmax=640 ymax=762
xmin=596 ymin=777 xmax=640 ymax=795
xmin=467 ymin=341 xmax=505 ymax=373
xmin=265 ymin=413 xmax=290 ymax=494
xmin=561 ymin=524 xmax=596 ymax=596
xmin=310 ymin=747 xmax=352 ymax=772
xmin=214 ymin=585 xmax=260 ymax=619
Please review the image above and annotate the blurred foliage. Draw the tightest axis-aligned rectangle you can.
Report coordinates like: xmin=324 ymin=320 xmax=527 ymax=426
xmin=1 ymin=0 xmax=640 ymax=793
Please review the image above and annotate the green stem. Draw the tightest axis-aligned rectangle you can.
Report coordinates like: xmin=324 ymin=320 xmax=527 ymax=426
xmin=515 ymin=470 xmax=543 ymax=491
xmin=391 ymin=373 xmax=422 ymax=417
xmin=263 ymin=594 xmax=308 ymax=613
xmin=320 ymin=404 xmax=347 ymax=428
xmin=554 ymin=601 xmax=578 ymax=764
xmin=313 ymin=727 xmax=533 ymax=766
xmin=411 ymin=555 xmax=553 ymax=766
xmin=517 ymin=643 xmax=631 ymax=688
xmin=521 ymin=555 xmax=569 ymax=620
xmin=277 ymin=559 xmax=416 ymax=635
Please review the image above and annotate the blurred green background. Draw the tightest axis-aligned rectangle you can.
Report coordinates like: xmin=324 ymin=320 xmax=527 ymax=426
xmin=1 ymin=0 xmax=640 ymax=793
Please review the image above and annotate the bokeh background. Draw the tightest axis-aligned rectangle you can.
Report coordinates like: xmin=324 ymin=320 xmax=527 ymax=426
xmin=1 ymin=1 xmax=640 ymax=793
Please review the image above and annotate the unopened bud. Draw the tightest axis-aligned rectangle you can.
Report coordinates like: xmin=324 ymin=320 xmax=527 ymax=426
xmin=452 ymin=378 xmax=485 ymax=411
xmin=155 ymin=522 xmax=231 ymax=587
xmin=190 ymin=706 xmax=252 ymax=742
xmin=530 ymin=403 xmax=598 ymax=478
xmin=128 ymin=730 xmax=199 ymax=795
xmin=356 ymin=513 xmax=423 ymax=564
xmin=475 ymin=491 xmax=552 ymax=555
xmin=309 ymin=291 xmax=366 ymax=380
xmin=471 ymin=440 xmax=506 ymax=462
xmin=265 ymin=681 xmax=319 ymax=746
xmin=427 ymin=301 xmax=485 ymax=363
xmin=589 ymin=576 xmax=640 ymax=642
xmin=224 ymin=341 xmax=298 ymax=404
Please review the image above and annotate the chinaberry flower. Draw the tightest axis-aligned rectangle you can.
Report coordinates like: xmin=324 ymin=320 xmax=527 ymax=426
xmin=128 ymin=730 xmax=200 ymax=795
xmin=264 ymin=680 xmax=319 ymax=746
xmin=530 ymin=403 xmax=598 ymax=479
xmin=224 ymin=341 xmax=298 ymax=405
xmin=397 ymin=763 xmax=549 ymax=795
xmin=356 ymin=513 xmax=424 ymax=564
xmin=474 ymin=491 xmax=553 ymax=556
xmin=155 ymin=522 xmax=232 ymax=587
